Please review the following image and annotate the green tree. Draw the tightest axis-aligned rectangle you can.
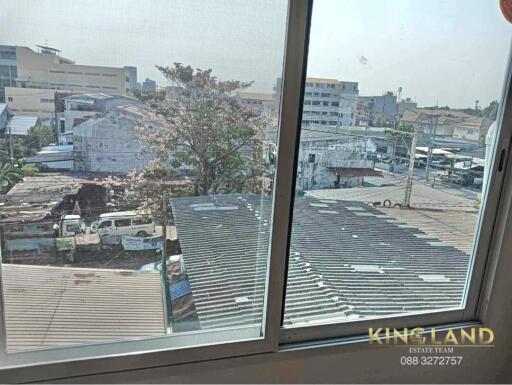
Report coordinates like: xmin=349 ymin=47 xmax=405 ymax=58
xmin=0 ymin=163 xmax=23 ymax=192
xmin=135 ymin=63 xmax=269 ymax=196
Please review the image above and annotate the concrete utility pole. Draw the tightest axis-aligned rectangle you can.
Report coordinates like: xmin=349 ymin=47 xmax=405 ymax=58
xmin=425 ymin=109 xmax=439 ymax=181
xmin=8 ymin=124 xmax=14 ymax=166
xmin=403 ymin=130 xmax=417 ymax=208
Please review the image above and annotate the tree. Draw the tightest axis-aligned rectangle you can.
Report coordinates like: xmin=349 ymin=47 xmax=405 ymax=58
xmin=0 ymin=163 xmax=23 ymax=192
xmin=135 ymin=63 xmax=269 ymax=196
xmin=25 ymin=123 xmax=54 ymax=155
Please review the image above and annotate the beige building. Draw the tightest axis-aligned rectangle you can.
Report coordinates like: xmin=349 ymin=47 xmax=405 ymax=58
xmin=4 ymin=87 xmax=56 ymax=120
xmin=15 ymin=46 xmax=128 ymax=95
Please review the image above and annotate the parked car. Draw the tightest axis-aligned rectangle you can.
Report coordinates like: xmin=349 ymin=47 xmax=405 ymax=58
xmin=90 ymin=211 xmax=155 ymax=238
xmin=59 ymin=215 xmax=86 ymax=237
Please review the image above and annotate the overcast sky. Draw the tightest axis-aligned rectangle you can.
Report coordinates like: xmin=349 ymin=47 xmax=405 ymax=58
xmin=1 ymin=0 xmax=511 ymax=108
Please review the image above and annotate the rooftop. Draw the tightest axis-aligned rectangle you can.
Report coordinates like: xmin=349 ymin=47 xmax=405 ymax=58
xmin=2 ymin=264 xmax=165 ymax=352
xmin=171 ymin=193 xmax=471 ymax=329
xmin=6 ymin=116 xmax=40 ymax=136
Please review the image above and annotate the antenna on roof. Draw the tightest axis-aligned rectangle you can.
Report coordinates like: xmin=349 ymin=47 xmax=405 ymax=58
xmin=36 ymin=44 xmax=61 ymax=55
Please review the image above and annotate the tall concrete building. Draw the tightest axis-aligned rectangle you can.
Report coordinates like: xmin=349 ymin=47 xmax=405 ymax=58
xmin=124 ymin=66 xmax=138 ymax=91
xmin=358 ymin=91 xmax=398 ymax=125
xmin=275 ymin=77 xmax=359 ymax=127
xmin=0 ymin=45 xmax=17 ymax=102
xmin=302 ymin=78 xmax=358 ymax=127
xmin=141 ymin=78 xmax=157 ymax=92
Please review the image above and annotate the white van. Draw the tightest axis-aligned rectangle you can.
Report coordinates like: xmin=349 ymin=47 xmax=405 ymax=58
xmin=60 ymin=215 xmax=86 ymax=237
xmin=92 ymin=211 xmax=155 ymax=238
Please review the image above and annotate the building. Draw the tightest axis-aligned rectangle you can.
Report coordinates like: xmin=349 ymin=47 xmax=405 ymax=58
xmin=238 ymin=92 xmax=276 ymax=117
xmin=0 ymin=103 xmax=40 ymax=137
xmin=275 ymin=77 xmax=359 ymax=127
xmin=358 ymin=91 xmax=398 ymax=126
xmin=302 ymin=78 xmax=359 ymax=127
xmin=296 ymin=128 xmax=380 ymax=191
xmin=0 ymin=45 xmax=17 ymax=102
xmin=73 ymin=105 xmax=153 ymax=173
xmin=13 ymin=45 xmax=128 ymax=94
xmin=124 ymin=66 xmax=138 ymax=91
xmin=401 ymin=107 xmax=493 ymax=143
xmin=397 ymin=97 xmax=417 ymax=116
xmin=4 ymin=87 xmax=56 ymax=123
xmin=57 ymin=93 xmax=139 ymax=144
xmin=141 ymin=78 xmax=157 ymax=92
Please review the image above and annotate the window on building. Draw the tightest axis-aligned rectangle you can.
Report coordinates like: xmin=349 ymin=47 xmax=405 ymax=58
xmin=312 ymin=100 xmax=321 ymax=105
xmin=313 ymin=92 xmax=319 ymax=96
xmin=331 ymin=101 xmax=339 ymax=107
xmin=321 ymin=93 xmax=331 ymax=97
xmin=304 ymin=100 xmax=311 ymax=105
xmin=7 ymin=97 xmax=13 ymax=102
xmin=308 ymin=154 xmax=316 ymax=163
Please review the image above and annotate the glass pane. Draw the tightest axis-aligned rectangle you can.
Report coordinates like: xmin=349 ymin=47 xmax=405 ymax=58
xmin=282 ymin=0 xmax=510 ymax=326
xmin=0 ymin=0 xmax=287 ymax=357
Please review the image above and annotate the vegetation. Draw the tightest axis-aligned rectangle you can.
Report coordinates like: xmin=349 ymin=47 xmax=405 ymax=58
xmin=134 ymin=63 xmax=270 ymax=196
xmin=0 ymin=122 xmax=54 ymax=163
xmin=0 ymin=163 xmax=24 ymax=192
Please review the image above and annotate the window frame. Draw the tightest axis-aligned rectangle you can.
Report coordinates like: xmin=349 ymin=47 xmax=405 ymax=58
xmin=0 ymin=0 xmax=511 ymax=381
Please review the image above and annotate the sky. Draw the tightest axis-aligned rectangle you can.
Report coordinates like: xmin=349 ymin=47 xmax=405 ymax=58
xmin=1 ymin=0 xmax=511 ymax=108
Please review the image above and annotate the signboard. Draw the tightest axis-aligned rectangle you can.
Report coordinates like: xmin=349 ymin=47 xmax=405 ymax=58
xmin=122 ymin=235 xmax=163 ymax=251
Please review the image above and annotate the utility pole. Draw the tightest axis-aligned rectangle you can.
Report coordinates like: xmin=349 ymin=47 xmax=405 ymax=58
xmin=425 ymin=109 xmax=438 ymax=181
xmin=8 ymin=124 xmax=14 ymax=166
xmin=403 ymin=130 xmax=417 ymax=208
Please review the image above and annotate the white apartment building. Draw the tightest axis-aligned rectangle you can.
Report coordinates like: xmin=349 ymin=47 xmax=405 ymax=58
xmin=302 ymin=78 xmax=358 ymax=127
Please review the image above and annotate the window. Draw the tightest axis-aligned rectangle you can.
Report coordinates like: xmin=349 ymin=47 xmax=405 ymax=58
xmin=284 ymin=0 xmax=511 ymax=338
xmin=114 ymin=219 xmax=132 ymax=227
xmin=313 ymin=92 xmax=320 ymax=96
xmin=0 ymin=0 xmax=289 ymax=375
xmin=321 ymin=92 xmax=331 ymax=97
xmin=1 ymin=1 xmax=512 ymax=381
xmin=322 ymin=101 xmax=329 ymax=106
xmin=331 ymin=101 xmax=339 ymax=107
xmin=98 ymin=220 xmax=112 ymax=229
xmin=133 ymin=217 xmax=153 ymax=225
xmin=7 ymin=97 xmax=12 ymax=102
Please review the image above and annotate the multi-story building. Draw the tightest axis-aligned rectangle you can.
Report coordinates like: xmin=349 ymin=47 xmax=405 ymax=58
xmin=141 ymin=78 xmax=157 ymax=93
xmin=359 ymin=91 xmax=398 ymax=126
xmin=0 ymin=44 xmax=129 ymax=104
xmin=275 ymin=77 xmax=359 ymax=127
xmin=238 ymin=92 xmax=276 ymax=118
xmin=0 ymin=45 xmax=17 ymax=103
xmin=302 ymin=78 xmax=358 ymax=127
xmin=124 ymin=66 xmax=138 ymax=91
xmin=4 ymin=87 xmax=56 ymax=123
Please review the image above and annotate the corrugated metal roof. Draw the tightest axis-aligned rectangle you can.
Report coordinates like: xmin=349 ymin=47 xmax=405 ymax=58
xmin=171 ymin=194 xmax=471 ymax=329
xmin=2 ymin=264 xmax=166 ymax=352
xmin=6 ymin=116 xmax=39 ymax=136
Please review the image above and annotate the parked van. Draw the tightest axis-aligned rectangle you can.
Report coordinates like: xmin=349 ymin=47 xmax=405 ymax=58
xmin=60 ymin=215 xmax=86 ymax=237
xmin=91 ymin=211 xmax=155 ymax=238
